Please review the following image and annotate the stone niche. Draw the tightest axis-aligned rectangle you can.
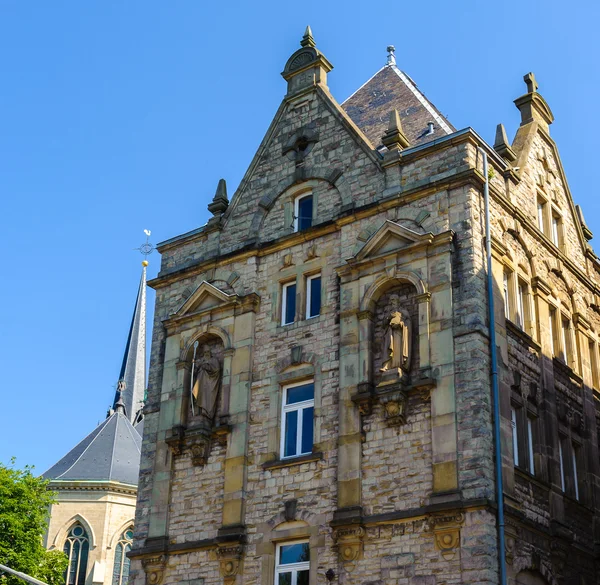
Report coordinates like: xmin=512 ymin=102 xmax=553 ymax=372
xmin=370 ymin=282 xmax=423 ymax=426
xmin=166 ymin=333 xmax=230 ymax=466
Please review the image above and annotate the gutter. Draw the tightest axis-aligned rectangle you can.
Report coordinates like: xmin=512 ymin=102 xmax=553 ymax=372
xmin=479 ymin=148 xmax=507 ymax=585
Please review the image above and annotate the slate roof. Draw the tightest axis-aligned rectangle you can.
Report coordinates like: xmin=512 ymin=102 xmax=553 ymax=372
xmin=111 ymin=266 xmax=147 ymax=425
xmin=43 ymin=411 xmax=142 ymax=486
xmin=342 ymin=63 xmax=455 ymax=149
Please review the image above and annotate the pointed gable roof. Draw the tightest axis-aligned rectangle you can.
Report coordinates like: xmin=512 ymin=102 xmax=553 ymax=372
xmin=43 ymin=411 xmax=142 ymax=486
xmin=342 ymin=63 xmax=454 ymax=149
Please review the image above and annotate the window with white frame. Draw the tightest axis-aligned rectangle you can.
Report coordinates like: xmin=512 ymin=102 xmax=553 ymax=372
xmin=516 ymin=280 xmax=526 ymax=330
xmin=537 ymin=199 xmax=546 ymax=233
xmin=527 ymin=416 xmax=535 ymax=475
xmin=281 ymin=281 xmax=297 ymax=326
xmin=589 ymin=340 xmax=599 ymax=389
xmin=294 ymin=194 xmax=313 ymax=232
xmin=551 ymin=212 xmax=562 ymax=248
xmin=503 ymin=270 xmax=511 ymax=320
xmin=549 ymin=307 xmax=558 ymax=357
xmin=275 ymin=541 xmax=310 ymax=585
xmin=558 ymin=435 xmax=567 ymax=492
xmin=281 ymin=381 xmax=314 ymax=459
xmin=572 ymin=441 xmax=580 ymax=501
xmin=511 ymin=407 xmax=519 ymax=466
xmin=305 ymin=274 xmax=321 ymax=319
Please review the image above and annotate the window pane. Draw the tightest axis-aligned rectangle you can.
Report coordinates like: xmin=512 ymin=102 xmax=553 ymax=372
xmin=301 ymin=407 xmax=314 ymax=454
xmin=511 ymin=408 xmax=519 ymax=466
xmin=112 ymin=543 xmax=123 ymax=585
xmin=297 ymin=570 xmax=310 ymax=585
xmin=284 ymin=410 xmax=298 ymax=457
xmin=280 ymin=543 xmax=310 ymax=565
xmin=298 ymin=196 xmax=313 ymax=230
xmin=309 ymin=276 xmax=321 ymax=317
xmin=78 ymin=540 xmax=89 ymax=585
xmin=278 ymin=572 xmax=292 ymax=585
xmin=286 ymin=383 xmax=314 ymax=405
xmin=285 ymin=284 xmax=296 ymax=324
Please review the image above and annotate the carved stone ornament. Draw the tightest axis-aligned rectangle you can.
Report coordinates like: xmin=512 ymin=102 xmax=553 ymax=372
xmin=428 ymin=512 xmax=464 ymax=561
xmin=351 ymin=382 xmax=375 ymax=416
xmin=141 ymin=555 xmax=167 ymax=585
xmin=165 ymin=424 xmax=213 ymax=467
xmin=217 ymin=544 xmax=243 ymax=585
xmin=378 ymin=387 xmax=408 ymax=426
xmin=333 ymin=525 xmax=365 ymax=568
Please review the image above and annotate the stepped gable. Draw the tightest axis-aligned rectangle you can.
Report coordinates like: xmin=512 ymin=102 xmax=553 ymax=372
xmin=342 ymin=61 xmax=454 ymax=149
xmin=43 ymin=411 xmax=142 ymax=486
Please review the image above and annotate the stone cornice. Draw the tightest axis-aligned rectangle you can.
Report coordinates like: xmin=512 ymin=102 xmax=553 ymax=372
xmin=48 ymin=479 xmax=137 ymax=496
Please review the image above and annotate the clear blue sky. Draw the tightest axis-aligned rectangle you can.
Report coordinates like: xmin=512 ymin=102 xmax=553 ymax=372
xmin=1 ymin=0 xmax=599 ymax=473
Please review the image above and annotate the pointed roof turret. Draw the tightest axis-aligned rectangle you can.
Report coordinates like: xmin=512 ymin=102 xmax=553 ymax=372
xmin=282 ymin=26 xmax=333 ymax=96
xmin=111 ymin=263 xmax=147 ymax=424
xmin=493 ymin=123 xmax=517 ymax=162
xmin=43 ymin=411 xmax=142 ymax=486
xmin=381 ymin=109 xmax=410 ymax=151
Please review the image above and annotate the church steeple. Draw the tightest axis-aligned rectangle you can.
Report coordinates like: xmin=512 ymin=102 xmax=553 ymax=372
xmin=111 ymin=261 xmax=148 ymax=425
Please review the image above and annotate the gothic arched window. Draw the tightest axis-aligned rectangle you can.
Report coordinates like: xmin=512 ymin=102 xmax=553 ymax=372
xmin=63 ymin=524 xmax=89 ymax=585
xmin=112 ymin=527 xmax=134 ymax=585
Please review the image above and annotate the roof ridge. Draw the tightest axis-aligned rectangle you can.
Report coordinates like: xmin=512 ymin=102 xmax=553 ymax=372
xmin=54 ymin=415 xmax=115 ymax=480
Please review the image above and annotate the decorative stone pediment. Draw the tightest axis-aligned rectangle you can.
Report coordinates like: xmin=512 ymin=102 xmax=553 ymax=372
xmin=176 ymin=281 xmax=236 ymax=316
xmin=349 ymin=221 xmax=433 ymax=264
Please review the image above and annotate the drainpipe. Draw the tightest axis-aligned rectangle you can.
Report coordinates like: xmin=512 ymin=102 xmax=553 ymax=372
xmin=478 ymin=147 xmax=507 ymax=585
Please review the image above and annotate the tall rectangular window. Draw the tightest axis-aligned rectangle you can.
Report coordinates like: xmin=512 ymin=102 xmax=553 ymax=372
xmin=294 ymin=194 xmax=313 ymax=232
xmin=281 ymin=382 xmax=314 ymax=459
xmin=527 ymin=416 xmax=535 ymax=475
xmin=281 ymin=282 xmax=297 ymax=326
xmin=549 ymin=308 xmax=557 ymax=357
xmin=275 ymin=542 xmax=310 ymax=585
xmin=306 ymin=274 xmax=321 ymax=319
xmin=503 ymin=271 xmax=511 ymax=320
xmin=551 ymin=213 xmax=561 ymax=248
xmin=511 ymin=407 xmax=519 ymax=466
xmin=537 ymin=200 xmax=545 ymax=233
xmin=561 ymin=318 xmax=571 ymax=365
xmin=589 ymin=340 xmax=599 ymax=389
xmin=572 ymin=442 xmax=580 ymax=501
xmin=516 ymin=280 xmax=526 ymax=330
xmin=558 ymin=436 xmax=566 ymax=492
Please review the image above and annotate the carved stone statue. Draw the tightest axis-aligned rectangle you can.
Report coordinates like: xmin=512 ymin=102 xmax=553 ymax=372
xmin=191 ymin=346 xmax=222 ymax=420
xmin=380 ymin=310 xmax=411 ymax=374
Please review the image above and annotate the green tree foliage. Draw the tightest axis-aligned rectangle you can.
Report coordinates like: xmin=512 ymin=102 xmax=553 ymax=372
xmin=0 ymin=459 xmax=67 ymax=585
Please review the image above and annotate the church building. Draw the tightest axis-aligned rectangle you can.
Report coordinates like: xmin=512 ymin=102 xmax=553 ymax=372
xmin=128 ymin=29 xmax=600 ymax=585
xmin=43 ymin=262 xmax=148 ymax=585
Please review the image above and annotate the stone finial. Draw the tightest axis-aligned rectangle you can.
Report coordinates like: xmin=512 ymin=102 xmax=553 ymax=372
xmin=493 ymin=123 xmax=517 ymax=162
xmin=524 ymin=72 xmax=538 ymax=94
xmin=386 ymin=45 xmax=396 ymax=66
xmin=300 ymin=25 xmax=316 ymax=48
xmin=514 ymin=71 xmax=553 ymax=131
xmin=381 ymin=109 xmax=410 ymax=151
xmin=208 ymin=178 xmax=229 ymax=216
xmin=282 ymin=27 xmax=333 ymax=96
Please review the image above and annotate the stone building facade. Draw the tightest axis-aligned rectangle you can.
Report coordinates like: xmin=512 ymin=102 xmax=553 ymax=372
xmin=129 ymin=30 xmax=600 ymax=585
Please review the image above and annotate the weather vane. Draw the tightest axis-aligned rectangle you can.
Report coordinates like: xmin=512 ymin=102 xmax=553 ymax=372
xmin=134 ymin=229 xmax=155 ymax=265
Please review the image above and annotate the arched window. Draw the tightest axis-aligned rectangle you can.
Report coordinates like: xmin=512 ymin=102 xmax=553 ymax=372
xmin=112 ymin=527 xmax=134 ymax=585
xmin=63 ymin=524 xmax=89 ymax=585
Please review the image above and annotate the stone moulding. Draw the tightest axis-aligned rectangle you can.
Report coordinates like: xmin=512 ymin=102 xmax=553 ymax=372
xmin=351 ymin=377 xmax=435 ymax=425
xmin=165 ymin=423 xmax=231 ymax=467
xmin=141 ymin=554 xmax=167 ymax=585
xmin=427 ymin=512 xmax=464 ymax=561
xmin=332 ymin=525 xmax=365 ymax=568
xmin=217 ymin=544 xmax=243 ymax=585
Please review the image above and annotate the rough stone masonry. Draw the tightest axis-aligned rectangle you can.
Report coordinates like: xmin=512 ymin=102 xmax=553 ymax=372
xmin=128 ymin=30 xmax=600 ymax=585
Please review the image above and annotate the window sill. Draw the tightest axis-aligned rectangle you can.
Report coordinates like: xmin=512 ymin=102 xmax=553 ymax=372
xmin=552 ymin=357 xmax=583 ymax=386
xmin=506 ymin=320 xmax=540 ymax=351
xmin=262 ymin=451 xmax=323 ymax=470
xmin=276 ymin=314 xmax=324 ymax=333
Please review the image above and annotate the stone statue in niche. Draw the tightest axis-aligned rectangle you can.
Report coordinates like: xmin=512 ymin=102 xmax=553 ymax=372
xmin=380 ymin=309 xmax=411 ymax=375
xmin=191 ymin=346 xmax=222 ymax=421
